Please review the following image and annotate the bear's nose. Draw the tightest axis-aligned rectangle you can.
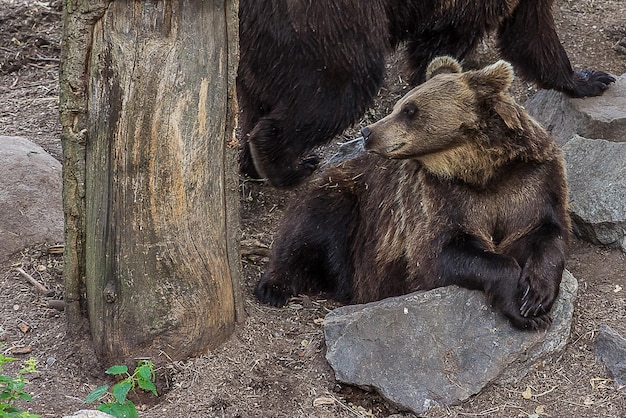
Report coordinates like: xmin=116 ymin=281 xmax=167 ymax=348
xmin=361 ymin=126 xmax=371 ymax=140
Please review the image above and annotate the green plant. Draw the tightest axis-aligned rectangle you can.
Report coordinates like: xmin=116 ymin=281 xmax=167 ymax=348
xmin=0 ymin=351 xmax=40 ymax=418
xmin=84 ymin=360 xmax=158 ymax=418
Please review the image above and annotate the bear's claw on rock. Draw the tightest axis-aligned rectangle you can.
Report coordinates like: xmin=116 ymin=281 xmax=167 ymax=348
xmin=569 ymin=69 xmax=616 ymax=97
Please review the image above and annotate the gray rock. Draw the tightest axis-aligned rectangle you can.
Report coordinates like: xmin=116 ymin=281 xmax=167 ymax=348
xmin=0 ymin=136 xmax=64 ymax=262
xmin=596 ymin=325 xmax=626 ymax=392
xmin=324 ymin=270 xmax=578 ymax=415
xmin=525 ymin=74 xmax=626 ymax=145
xmin=63 ymin=411 xmax=115 ymax=418
xmin=525 ymin=75 xmax=626 ymax=251
xmin=325 ymin=136 xmax=365 ymax=166
xmin=562 ymin=136 xmax=626 ymax=250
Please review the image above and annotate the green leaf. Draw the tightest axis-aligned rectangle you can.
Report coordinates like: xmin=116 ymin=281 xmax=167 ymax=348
xmin=0 ymin=357 xmax=17 ymax=367
xmin=112 ymin=380 xmax=132 ymax=404
xmin=99 ymin=400 xmax=139 ymax=418
xmin=83 ymin=385 xmax=109 ymax=403
xmin=105 ymin=365 xmax=128 ymax=376
xmin=136 ymin=376 xmax=157 ymax=396
xmin=18 ymin=391 xmax=33 ymax=401
xmin=136 ymin=363 xmax=152 ymax=381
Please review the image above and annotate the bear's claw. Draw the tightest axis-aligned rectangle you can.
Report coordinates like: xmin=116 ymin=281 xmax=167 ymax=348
xmin=254 ymin=277 xmax=291 ymax=307
xmin=299 ymin=154 xmax=321 ymax=173
xmin=507 ymin=311 xmax=552 ymax=330
xmin=569 ymin=69 xmax=616 ymax=98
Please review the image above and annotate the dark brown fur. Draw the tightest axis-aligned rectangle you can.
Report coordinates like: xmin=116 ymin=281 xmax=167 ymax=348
xmin=255 ymin=58 xmax=571 ymax=330
xmin=238 ymin=0 xmax=614 ymax=188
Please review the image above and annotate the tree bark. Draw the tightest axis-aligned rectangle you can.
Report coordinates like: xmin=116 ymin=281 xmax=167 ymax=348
xmin=60 ymin=0 xmax=242 ymax=364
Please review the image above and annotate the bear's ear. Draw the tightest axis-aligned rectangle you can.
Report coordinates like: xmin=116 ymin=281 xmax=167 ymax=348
xmin=425 ymin=56 xmax=462 ymax=80
xmin=464 ymin=60 xmax=514 ymax=95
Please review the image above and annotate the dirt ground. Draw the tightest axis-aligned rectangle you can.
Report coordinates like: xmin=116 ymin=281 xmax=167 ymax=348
xmin=1 ymin=0 xmax=625 ymax=417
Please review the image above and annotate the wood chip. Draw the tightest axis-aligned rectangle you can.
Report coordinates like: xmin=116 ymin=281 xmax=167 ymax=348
xmin=313 ymin=396 xmax=335 ymax=407
xmin=11 ymin=346 xmax=32 ymax=355
xmin=47 ymin=245 xmax=64 ymax=254
xmin=18 ymin=323 xmax=31 ymax=334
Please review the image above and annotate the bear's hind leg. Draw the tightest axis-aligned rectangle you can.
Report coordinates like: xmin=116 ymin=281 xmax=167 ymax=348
xmin=405 ymin=29 xmax=482 ymax=85
xmin=247 ymin=116 xmax=321 ymax=188
xmin=255 ymin=190 xmax=357 ymax=306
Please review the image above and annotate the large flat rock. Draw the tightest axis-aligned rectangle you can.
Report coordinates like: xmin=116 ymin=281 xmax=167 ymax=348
xmin=0 ymin=136 xmax=64 ymax=261
xmin=324 ymin=271 xmax=578 ymax=415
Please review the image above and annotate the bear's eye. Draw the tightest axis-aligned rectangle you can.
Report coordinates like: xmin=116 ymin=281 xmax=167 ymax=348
xmin=402 ymin=103 xmax=418 ymax=118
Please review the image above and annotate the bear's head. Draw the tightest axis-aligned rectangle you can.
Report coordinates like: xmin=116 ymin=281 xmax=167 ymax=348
xmin=361 ymin=56 xmax=536 ymax=184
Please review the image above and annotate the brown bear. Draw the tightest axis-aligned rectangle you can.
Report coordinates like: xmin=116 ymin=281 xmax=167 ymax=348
xmin=254 ymin=57 xmax=571 ymax=330
xmin=238 ymin=0 xmax=615 ymax=188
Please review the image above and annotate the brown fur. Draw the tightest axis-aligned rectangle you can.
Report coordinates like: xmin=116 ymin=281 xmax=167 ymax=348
xmin=255 ymin=58 xmax=571 ymax=330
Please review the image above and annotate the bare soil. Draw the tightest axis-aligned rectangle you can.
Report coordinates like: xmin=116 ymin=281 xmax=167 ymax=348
xmin=1 ymin=1 xmax=625 ymax=417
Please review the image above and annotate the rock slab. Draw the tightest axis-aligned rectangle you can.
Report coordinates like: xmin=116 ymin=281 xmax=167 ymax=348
xmin=525 ymin=73 xmax=626 ymax=145
xmin=324 ymin=270 xmax=578 ymax=415
xmin=524 ymin=74 xmax=626 ymax=251
xmin=596 ymin=325 xmax=626 ymax=392
xmin=0 ymin=136 xmax=64 ymax=261
xmin=562 ymin=136 xmax=626 ymax=249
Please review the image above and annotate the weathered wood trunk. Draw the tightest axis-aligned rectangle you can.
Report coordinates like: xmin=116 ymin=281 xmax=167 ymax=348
xmin=60 ymin=0 xmax=242 ymax=364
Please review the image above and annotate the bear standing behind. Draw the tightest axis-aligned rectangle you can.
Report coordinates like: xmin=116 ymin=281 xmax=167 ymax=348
xmin=254 ymin=57 xmax=571 ymax=330
xmin=238 ymin=0 xmax=615 ymax=188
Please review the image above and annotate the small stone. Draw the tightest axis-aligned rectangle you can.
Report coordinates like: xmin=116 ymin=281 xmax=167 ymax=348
xmin=18 ymin=323 xmax=31 ymax=334
xmin=13 ymin=304 xmax=19 ymax=311
xmin=46 ymin=300 xmax=66 ymax=311
xmin=595 ymin=325 xmax=626 ymax=391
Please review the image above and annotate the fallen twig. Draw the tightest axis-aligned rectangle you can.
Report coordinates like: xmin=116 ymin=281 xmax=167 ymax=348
xmin=14 ymin=267 xmax=50 ymax=295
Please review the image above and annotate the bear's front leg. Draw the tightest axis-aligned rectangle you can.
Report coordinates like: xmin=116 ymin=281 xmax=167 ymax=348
xmin=439 ymin=233 xmax=551 ymax=330
xmin=508 ymin=223 xmax=567 ymax=319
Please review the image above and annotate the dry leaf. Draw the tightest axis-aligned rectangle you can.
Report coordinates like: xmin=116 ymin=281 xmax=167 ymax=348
xmin=522 ymin=386 xmax=533 ymax=399
xmin=18 ymin=323 xmax=30 ymax=334
xmin=536 ymin=404 xmax=546 ymax=414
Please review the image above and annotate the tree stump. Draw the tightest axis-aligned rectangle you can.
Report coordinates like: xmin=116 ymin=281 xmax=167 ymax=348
xmin=60 ymin=0 xmax=242 ymax=364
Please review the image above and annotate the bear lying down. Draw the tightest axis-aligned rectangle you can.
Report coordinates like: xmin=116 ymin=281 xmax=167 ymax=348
xmin=255 ymin=57 xmax=571 ymax=330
